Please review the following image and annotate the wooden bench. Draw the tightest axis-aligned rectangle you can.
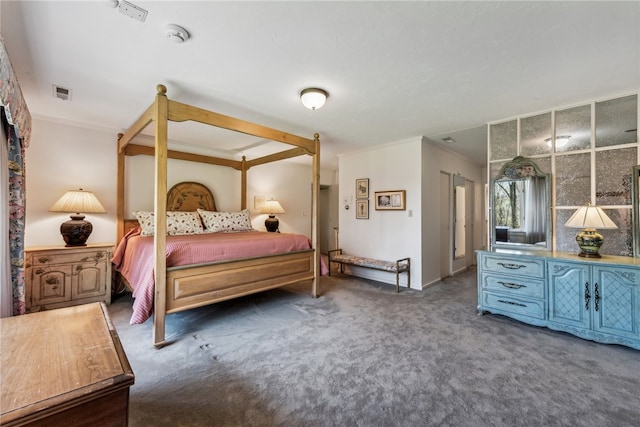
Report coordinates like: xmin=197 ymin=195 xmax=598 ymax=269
xmin=328 ymin=249 xmax=410 ymax=292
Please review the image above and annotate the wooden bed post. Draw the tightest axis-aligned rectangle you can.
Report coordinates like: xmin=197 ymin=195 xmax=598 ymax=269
xmin=241 ymin=156 xmax=247 ymax=210
xmin=312 ymin=133 xmax=320 ymax=297
xmin=116 ymin=133 xmax=125 ymax=243
xmin=153 ymin=84 xmax=169 ymax=348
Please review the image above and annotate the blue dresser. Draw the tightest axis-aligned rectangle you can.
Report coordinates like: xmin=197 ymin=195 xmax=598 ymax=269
xmin=477 ymin=250 xmax=640 ymax=350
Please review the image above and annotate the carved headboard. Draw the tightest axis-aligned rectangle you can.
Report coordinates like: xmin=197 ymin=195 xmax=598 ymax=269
xmin=167 ymin=181 xmax=216 ymax=211
xmin=123 ymin=181 xmax=216 ymax=234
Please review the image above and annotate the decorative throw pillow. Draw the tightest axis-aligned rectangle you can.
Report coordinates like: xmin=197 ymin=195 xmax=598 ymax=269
xmin=133 ymin=211 xmax=204 ymax=236
xmin=197 ymin=209 xmax=253 ymax=232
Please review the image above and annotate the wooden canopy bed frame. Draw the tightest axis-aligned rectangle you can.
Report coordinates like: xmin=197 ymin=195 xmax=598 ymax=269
xmin=116 ymin=84 xmax=320 ymax=347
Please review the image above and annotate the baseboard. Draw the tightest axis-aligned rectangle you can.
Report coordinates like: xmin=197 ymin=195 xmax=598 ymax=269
xmin=421 ymin=277 xmax=441 ymax=290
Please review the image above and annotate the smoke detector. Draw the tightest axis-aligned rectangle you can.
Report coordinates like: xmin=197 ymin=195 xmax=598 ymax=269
xmin=165 ymin=24 xmax=190 ymax=43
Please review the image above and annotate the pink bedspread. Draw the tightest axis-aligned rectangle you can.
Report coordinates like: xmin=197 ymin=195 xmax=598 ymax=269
xmin=112 ymin=227 xmax=327 ymax=324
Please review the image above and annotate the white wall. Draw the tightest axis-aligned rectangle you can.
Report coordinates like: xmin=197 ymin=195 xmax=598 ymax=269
xmin=26 ymin=119 xmax=117 ymax=247
xmin=337 ymin=136 xmax=484 ymax=290
xmin=25 ymin=118 xmax=337 ymax=246
xmin=421 ymin=139 xmax=484 ymax=286
xmin=246 ymin=161 xmax=336 ymax=236
xmin=339 ymin=138 xmax=422 ymax=288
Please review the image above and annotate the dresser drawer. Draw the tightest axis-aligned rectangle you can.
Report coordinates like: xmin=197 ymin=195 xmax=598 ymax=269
xmin=481 ymin=291 xmax=545 ymax=320
xmin=481 ymin=273 xmax=545 ymax=298
xmin=481 ymin=254 xmax=545 ymax=278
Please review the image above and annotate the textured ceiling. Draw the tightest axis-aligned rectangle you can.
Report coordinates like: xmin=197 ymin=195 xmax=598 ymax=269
xmin=1 ymin=1 xmax=639 ymax=169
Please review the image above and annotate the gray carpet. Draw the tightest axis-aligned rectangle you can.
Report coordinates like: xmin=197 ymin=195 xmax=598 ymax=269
xmin=107 ymin=267 xmax=640 ymax=427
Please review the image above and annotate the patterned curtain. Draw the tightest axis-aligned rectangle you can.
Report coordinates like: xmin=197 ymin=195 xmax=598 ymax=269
xmin=1 ymin=35 xmax=32 ymax=315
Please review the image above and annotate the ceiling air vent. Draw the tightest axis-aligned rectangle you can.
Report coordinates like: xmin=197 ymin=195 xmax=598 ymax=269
xmin=53 ymin=85 xmax=71 ymax=101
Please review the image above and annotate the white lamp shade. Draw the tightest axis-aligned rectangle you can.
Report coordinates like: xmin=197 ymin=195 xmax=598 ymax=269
xmin=260 ymin=200 xmax=285 ymax=214
xmin=300 ymin=88 xmax=328 ymax=110
xmin=565 ymin=204 xmax=617 ymax=229
xmin=50 ymin=189 xmax=106 ymax=214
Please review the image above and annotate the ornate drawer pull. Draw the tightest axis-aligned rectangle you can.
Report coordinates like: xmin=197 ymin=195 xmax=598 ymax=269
xmin=38 ymin=257 xmax=51 ymax=264
xmin=594 ymin=283 xmax=600 ymax=312
xmin=497 ymin=299 xmax=527 ymax=308
xmin=497 ymin=262 xmax=526 ymax=270
xmin=497 ymin=281 xmax=525 ymax=289
xmin=585 ymin=282 xmax=591 ymax=310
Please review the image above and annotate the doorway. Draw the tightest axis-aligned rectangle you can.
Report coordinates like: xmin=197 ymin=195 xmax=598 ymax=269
xmin=440 ymin=172 xmax=451 ymax=278
xmin=319 ymin=185 xmax=339 ymax=255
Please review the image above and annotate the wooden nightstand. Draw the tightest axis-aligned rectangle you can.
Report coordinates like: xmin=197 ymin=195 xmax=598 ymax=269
xmin=25 ymin=243 xmax=113 ymax=312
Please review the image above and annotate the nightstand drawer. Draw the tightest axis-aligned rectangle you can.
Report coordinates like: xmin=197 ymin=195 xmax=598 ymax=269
xmin=29 ymin=250 xmax=110 ymax=267
xmin=481 ymin=254 xmax=545 ymax=278
xmin=481 ymin=291 xmax=545 ymax=320
xmin=481 ymin=273 xmax=545 ymax=298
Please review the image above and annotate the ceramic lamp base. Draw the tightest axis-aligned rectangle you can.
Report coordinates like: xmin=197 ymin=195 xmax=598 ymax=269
xmin=265 ymin=215 xmax=279 ymax=233
xmin=60 ymin=214 xmax=93 ymax=247
xmin=576 ymin=228 xmax=603 ymax=258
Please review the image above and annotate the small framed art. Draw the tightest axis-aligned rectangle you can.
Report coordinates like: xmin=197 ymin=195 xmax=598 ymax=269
xmin=356 ymin=200 xmax=369 ymax=219
xmin=356 ymin=178 xmax=369 ymax=199
xmin=254 ymin=195 xmax=265 ymax=210
xmin=375 ymin=190 xmax=406 ymax=210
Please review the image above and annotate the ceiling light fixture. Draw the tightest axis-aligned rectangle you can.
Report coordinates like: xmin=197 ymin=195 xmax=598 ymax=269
xmin=545 ymin=135 xmax=571 ymax=148
xmin=442 ymin=136 xmax=456 ymax=144
xmin=165 ymin=24 xmax=190 ymax=43
xmin=300 ymin=88 xmax=328 ymax=110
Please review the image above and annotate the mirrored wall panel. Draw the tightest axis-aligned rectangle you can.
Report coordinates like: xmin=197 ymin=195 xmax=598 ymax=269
xmin=520 ymin=112 xmax=552 ymax=156
xmin=600 ymin=208 xmax=633 ymax=257
xmin=555 ymin=104 xmax=591 ymax=152
xmin=595 ymin=94 xmax=638 ymax=148
xmin=596 ymin=147 xmax=636 ymax=206
xmin=556 ymin=153 xmax=591 ymax=206
xmin=490 ymin=160 xmax=508 ymax=181
xmin=488 ymin=92 xmax=639 ymax=256
xmin=489 ymin=120 xmax=517 ymax=161
xmin=556 ymin=209 xmax=578 ymax=254
xmin=533 ymin=156 xmax=552 ymax=175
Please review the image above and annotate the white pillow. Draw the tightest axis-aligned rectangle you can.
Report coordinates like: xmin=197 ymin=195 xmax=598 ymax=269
xmin=197 ymin=209 xmax=253 ymax=232
xmin=133 ymin=211 xmax=204 ymax=236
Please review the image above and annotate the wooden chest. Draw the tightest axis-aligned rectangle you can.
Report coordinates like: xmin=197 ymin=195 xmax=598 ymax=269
xmin=1 ymin=303 xmax=134 ymax=426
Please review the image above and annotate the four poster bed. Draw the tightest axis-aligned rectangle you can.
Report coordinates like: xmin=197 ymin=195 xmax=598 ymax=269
xmin=114 ymin=84 xmax=321 ymax=347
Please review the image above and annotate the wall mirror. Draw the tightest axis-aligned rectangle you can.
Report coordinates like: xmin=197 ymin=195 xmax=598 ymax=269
xmin=453 ymin=175 xmax=466 ymax=259
xmin=490 ymin=156 xmax=551 ymax=251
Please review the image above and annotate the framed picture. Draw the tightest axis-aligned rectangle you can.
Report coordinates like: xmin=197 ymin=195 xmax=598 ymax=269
xmin=356 ymin=178 xmax=369 ymax=199
xmin=375 ymin=190 xmax=406 ymax=210
xmin=254 ymin=195 xmax=265 ymax=210
xmin=356 ymin=200 xmax=369 ymax=219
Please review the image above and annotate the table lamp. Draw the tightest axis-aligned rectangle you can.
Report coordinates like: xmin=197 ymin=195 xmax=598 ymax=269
xmin=260 ymin=199 xmax=285 ymax=232
xmin=50 ymin=189 xmax=106 ymax=246
xmin=564 ymin=202 xmax=617 ymax=258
